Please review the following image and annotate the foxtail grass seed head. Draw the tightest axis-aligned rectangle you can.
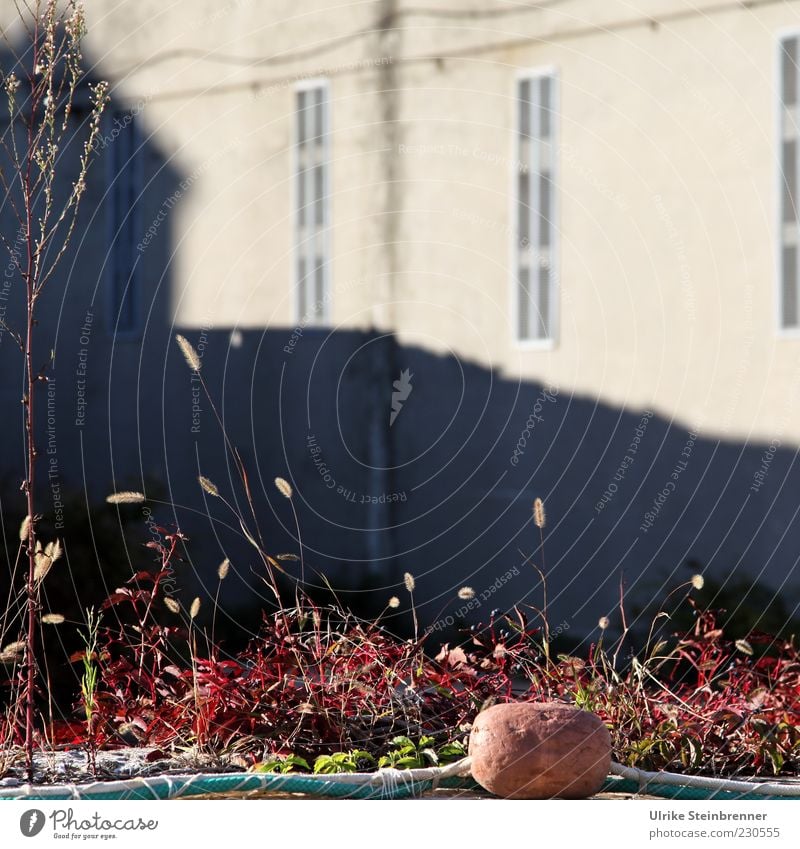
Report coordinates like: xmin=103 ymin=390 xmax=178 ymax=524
xmin=190 ymin=597 xmax=201 ymax=620
xmin=106 ymin=491 xmax=145 ymax=504
xmin=175 ymin=334 xmax=201 ymax=371
xmin=598 ymin=616 xmax=610 ymax=630
xmin=0 ymin=641 xmax=26 ymax=662
xmin=735 ymin=639 xmax=753 ymax=656
xmin=274 ymin=477 xmax=293 ymax=499
xmin=533 ymin=498 xmax=546 ymax=529
xmin=691 ymin=574 xmax=705 ymax=590
xmin=44 ymin=539 xmax=63 ymax=564
xmin=403 ymin=572 xmax=415 ymax=593
xmin=34 ymin=553 xmax=52 ymax=582
xmin=19 ymin=515 xmax=31 ymax=541
xmin=164 ymin=597 xmax=181 ymax=614
xmin=42 ymin=613 xmax=65 ymax=625
xmin=217 ymin=558 xmax=230 ymax=581
xmin=0 ymin=651 xmax=22 ymax=664
xmin=458 ymin=586 xmax=475 ymax=600
xmin=388 ymin=596 xmax=400 ymax=609
xmin=198 ymin=476 xmax=219 ymax=497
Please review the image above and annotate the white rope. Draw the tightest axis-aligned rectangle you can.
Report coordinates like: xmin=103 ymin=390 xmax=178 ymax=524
xmin=0 ymin=757 xmax=476 ymax=800
xmin=7 ymin=757 xmax=798 ymax=800
xmin=610 ymin=761 xmax=800 ymax=798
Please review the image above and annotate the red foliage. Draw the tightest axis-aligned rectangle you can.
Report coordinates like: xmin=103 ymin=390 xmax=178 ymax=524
xmin=7 ymin=530 xmax=799 ymax=777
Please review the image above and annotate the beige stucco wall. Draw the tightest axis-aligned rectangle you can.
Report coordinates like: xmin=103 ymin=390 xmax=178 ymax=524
xmin=388 ymin=0 xmax=800 ymax=443
xmin=4 ymin=0 xmax=794 ymax=440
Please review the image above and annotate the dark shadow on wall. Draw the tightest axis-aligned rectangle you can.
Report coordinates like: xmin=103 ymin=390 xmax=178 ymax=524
xmin=34 ymin=322 xmax=799 ymax=648
xmin=0 ymin=44 xmax=798 ymax=663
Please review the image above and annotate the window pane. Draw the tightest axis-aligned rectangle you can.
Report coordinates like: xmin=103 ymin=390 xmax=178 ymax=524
xmin=783 ymin=244 xmax=798 ymax=328
xmin=783 ymin=39 xmax=797 ymax=107
xmin=539 ymin=173 xmax=551 ymax=247
xmin=295 ymin=85 xmax=329 ymax=324
xmin=537 ymin=264 xmax=550 ymax=339
xmin=518 ymin=171 xmax=530 ymax=248
xmin=782 ymin=140 xmax=797 ymax=223
xmin=539 ymin=77 xmax=551 ymax=138
xmin=518 ymin=268 xmax=531 ymax=339
xmin=117 ymin=264 xmax=136 ymax=330
xmin=519 ymin=80 xmax=531 ymax=138
xmin=314 ymin=164 xmax=325 ymax=226
xmin=314 ymin=259 xmax=325 ymax=313
xmin=313 ymin=89 xmax=324 ymax=143
xmin=297 ymin=91 xmax=307 ymax=143
xmin=515 ymin=73 xmax=555 ymax=341
xmin=298 ymin=255 xmax=307 ymax=319
xmin=109 ymin=112 xmax=138 ymax=333
xmin=297 ymin=158 xmax=306 ymax=227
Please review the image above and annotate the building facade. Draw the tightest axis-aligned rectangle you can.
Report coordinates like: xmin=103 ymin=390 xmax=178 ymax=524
xmin=2 ymin=0 xmax=800 ymax=636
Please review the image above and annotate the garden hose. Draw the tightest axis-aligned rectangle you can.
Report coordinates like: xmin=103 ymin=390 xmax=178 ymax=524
xmin=1 ymin=759 xmax=799 ymax=801
xmin=607 ymin=762 xmax=800 ymax=800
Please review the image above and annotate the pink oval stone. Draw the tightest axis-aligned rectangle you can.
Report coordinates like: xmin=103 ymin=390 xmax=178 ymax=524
xmin=469 ymin=702 xmax=611 ymax=799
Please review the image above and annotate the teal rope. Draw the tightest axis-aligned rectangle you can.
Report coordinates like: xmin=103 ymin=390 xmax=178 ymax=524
xmin=1 ymin=772 xmax=795 ymax=801
xmin=0 ymin=773 xmax=478 ymax=801
xmin=600 ymin=776 xmax=798 ymax=801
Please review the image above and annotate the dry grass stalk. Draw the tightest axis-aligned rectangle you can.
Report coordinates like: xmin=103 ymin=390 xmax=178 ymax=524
xmin=533 ymin=497 xmax=546 ymax=529
xmin=176 ymin=334 xmax=201 ymax=371
xmin=106 ymin=492 xmax=145 ymax=504
xmin=41 ymin=613 xmax=65 ymax=625
xmin=198 ymin=476 xmax=219 ymax=497
xmin=274 ymin=477 xmax=293 ymax=499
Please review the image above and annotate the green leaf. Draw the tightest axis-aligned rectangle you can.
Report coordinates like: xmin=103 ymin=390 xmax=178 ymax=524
xmin=437 ymin=742 xmax=466 ymax=764
xmin=766 ymin=748 xmax=784 ymax=775
xmin=254 ymin=754 xmax=310 ymax=774
xmin=350 ymin=750 xmax=375 ymax=769
xmin=420 ymin=748 xmax=438 ymax=766
xmin=313 ymin=755 xmax=333 ymax=774
xmin=252 ymin=759 xmax=283 ymax=774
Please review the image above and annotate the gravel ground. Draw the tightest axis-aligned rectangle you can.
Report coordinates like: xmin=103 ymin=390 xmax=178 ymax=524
xmin=0 ymin=745 xmax=247 ymax=787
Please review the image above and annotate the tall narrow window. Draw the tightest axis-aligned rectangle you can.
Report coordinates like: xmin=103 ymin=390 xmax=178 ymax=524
xmin=107 ymin=109 xmax=141 ymax=335
xmin=515 ymin=72 xmax=557 ymax=342
xmin=294 ymin=81 xmax=330 ymax=324
xmin=780 ymin=37 xmax=800 ymax=329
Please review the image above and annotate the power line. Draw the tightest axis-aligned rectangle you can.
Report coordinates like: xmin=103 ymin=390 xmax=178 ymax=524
xmin=109 ymin=1 xmax=571 ymax=77
xmin=109 ymin=0 xmax=794 ymax=104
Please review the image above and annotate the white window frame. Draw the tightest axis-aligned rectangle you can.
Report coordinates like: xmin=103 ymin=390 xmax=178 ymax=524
xmin=104 ymin=105 xmax=142 ymax=338
xmin=511 ymin=67 xmax=558 ymax=349
xmin=292 ymin=78 xmax=331 ymax=325
xmin=777 ymin=30 xmax=800 ymax=336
